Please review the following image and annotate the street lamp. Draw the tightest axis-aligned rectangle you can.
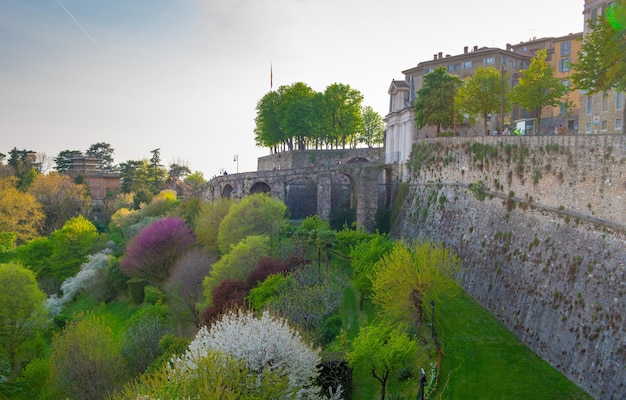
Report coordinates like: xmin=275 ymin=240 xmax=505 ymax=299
xmin=233 ymin=154 xmax=238 ymax=173
xmin=418 ymin=368 xmax=427 ymax=400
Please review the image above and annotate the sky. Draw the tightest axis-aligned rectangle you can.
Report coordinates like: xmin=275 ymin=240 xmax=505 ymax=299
xmin=0 ymin=0 xmax=584 ymax=177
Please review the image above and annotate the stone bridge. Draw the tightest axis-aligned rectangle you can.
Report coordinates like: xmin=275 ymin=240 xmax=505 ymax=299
xmin=202 ymin=148 xmax=396 ymax=231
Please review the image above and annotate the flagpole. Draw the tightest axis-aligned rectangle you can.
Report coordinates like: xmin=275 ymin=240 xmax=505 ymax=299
xmin=270 ymin=62 xmax=273 ymax=90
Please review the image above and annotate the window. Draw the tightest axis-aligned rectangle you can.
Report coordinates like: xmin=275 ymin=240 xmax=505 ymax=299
xmin=426 ymin=67 xmax=434 ymax=73
xmin=601 ymin=120 xmax=608 ymax=131
xmin=561 ymin=79 xmax=570 ymax=88
xmin=559 ymin=58 xmax=571 ymax=72
xmin=500 ymin=56 xmax=507 ymax=66
xmin=560 ymin=102 xmax=568 ymax=115
xmin=462 ymin=61 xmax=472 ymax=69
xmin=616 ymin=92 xmax=623 ymax=110
xmin=602 ymin=92 xmax=609 ymax=112
xmin=484 ymin=57 xmax=495 ymax=65
xmin=586 ymin=96 xmax=593 ymax=115
xmin=585 ymin=122 xmax=592 ymax=133
xmin=447 ymin=64 xmax=456 ymax=72
xmin=616 ymin=118 xmax=623 ymax=131
xmin=560 ymin=42 xmax=571 ymax=57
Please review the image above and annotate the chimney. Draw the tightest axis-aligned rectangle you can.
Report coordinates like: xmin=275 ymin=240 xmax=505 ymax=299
xmin=506 ymin=43 xmax=512 ymax=51
xmin=434 ymin=54 xmax=438 ymax=60
xmin=464 ymin=46 xmax=468 ymax=54
xmin=438 ymin=52 xmax=443 ymax=59
xmin=473 ymin=45 xmax=478 ymax=51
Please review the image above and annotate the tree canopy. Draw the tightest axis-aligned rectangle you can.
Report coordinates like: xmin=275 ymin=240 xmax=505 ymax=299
xmin=255 ymin=82 xmax=378 ymax=152
xmin=414 ymin=67 xmax=462 ymax=134
xmin=456 ymin=66 xmax=510 ymax=134
xmin=511 ymin=49 xmax=569 ymax=133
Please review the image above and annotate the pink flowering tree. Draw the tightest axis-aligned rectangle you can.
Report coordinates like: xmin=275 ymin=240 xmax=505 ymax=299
xmin=121 ymin=217 xmax=195 ymax=284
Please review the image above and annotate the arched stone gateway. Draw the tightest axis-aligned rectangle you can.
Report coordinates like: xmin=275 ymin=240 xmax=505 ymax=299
xmin=346 ymin=157 xmax=369 ymax=164
xmin=250 ymin=181 xmax=271 ymax=194
xmin=285 ymin=178 xmax=317 ymax=219
xmin=222 ymin=184 xmax=233 ymax=199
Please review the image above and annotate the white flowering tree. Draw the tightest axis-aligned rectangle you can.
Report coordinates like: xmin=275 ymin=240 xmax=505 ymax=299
xmin=176 ymin=309 xmax=328 ymax=399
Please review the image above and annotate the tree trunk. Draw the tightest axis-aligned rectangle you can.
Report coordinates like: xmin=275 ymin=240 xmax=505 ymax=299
xmin=410 ymin=289 xmax=424 ymax=327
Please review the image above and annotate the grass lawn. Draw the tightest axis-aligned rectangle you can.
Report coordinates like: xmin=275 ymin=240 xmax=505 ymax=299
xmin=432 ymin=290 xmax=592 ymax=400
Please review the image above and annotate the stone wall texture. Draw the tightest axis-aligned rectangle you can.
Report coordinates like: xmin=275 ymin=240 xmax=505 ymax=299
xmin=392 ymin=134 xmax=626 ymax=399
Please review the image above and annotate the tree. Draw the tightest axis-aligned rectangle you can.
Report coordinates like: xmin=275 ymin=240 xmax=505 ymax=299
xmin=255 ymin=89 xmax=286 ymax=152
xmin=510 ymin=49 xmax=569 ymax=134
xmin=276 ymin=82 xmax=319 ymax=151
xmin=149 ymin=148 xmax=167 ymax=193
xmin=414 ymin=67 xmax=462 ymax=134
xmin=47 ymin=215 xmax=101 ymax=282
xmin=202 ymin=235 xmax=270 ymax=308
xmin=112 ymin=348 xmax=293 ymax=400
xmin=347 ymin=322 xmax=416 ymax=400
xmin=0 ymin=263 xmax=47 ymax=377
xmin=121 ymin=217 xmax=195 ymax=284
xmin=177 ymin=309 xmax=323 ymax=399
xmin=323 ymin=83 xmax=364 ymax=148
xmin=53 ymin=150 xmax=83 ymax=173
xmin=168 ymin=163 xmax=192 ymax=181
xmin=456 ymin=66 xmax=510 ymax=135
xmin=27 ymin=172 xmax=92 ymax=235
xmin=217 ymin=194 xmax=287 ymax=254
xmin=195 ymin=197 xmax=233 ymax=253
xmin=360 ymin=106 xmax=385 ymax=147
xmin=571 ymin=0 xmax=626 ymax=133
xmin=372 ymin=240 xmax=462 ymax=325
xmin=351 ymin=233 xmax=394 ymax=309
xmin=49 ymin=313 xmax=128 ymax=400
xmin=121 ymin=304 xmax=173 ymax=374
xmin=183 ymin=171 xmax=207 ymax=196
xmin=85 ymin=142 xmax=116 ymax=172
xmin=0 ymin=177 xmax=44 ymax=245
xmin=8 ymin=148 xmax=39 ymax=191
xmin=166 ymin=247 xmax=217 ymax=327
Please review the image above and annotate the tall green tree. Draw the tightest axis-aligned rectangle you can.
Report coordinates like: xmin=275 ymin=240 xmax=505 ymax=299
xmin=511 ymin=49 xmax=569 ymax=134
xmin=456 ymin=66 xmax=509 ymax=135
xmin=347 ymin=322 xmax=417 ymax=400
xmin=360 ymin=106 xmax=385 ymax=147
xmin=149 ymin=148 xmax=167 ymax=193
xmin=48 ymin=215 xmax=101 ymax=282
xmin=85 ymin=142 xmax=116 ymax=172
xmin=571 ymin=0 xmax=626 ymax=133
xmin=254 ymin=90 xmax=286 ymax=152
xmin=53 ymin=150 xmax=83 ymax=173
xmin=0 ymin=263 xmax=47 ymax=378
xmin=276 ymin=82 xmax=318 ymax=151
xmin=323 ymin=83 xmax=364 ymax=148
xmin=8 ymin=148 xmax=39 ymax=191
xmin=414 ymin=67 xmax=462 ymax=134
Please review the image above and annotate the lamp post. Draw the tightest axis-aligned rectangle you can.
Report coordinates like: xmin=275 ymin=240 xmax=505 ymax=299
xmin=417 ymin=368 xmax=426 ymax=400
xmin=233 ymin=154 xmax=238 ymax=173
xmin=431 ymin=301 xmax=435 ymax=337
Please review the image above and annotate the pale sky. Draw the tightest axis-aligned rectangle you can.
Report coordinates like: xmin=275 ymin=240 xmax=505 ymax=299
xmin=0 ymin=0 xmax=584 ymax=177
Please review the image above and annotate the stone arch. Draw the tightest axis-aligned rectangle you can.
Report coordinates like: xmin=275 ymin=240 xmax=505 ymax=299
xmin=250 ymin=181 xmax=271 ymax=194
xmin=346 ymin=156 xmax=369 ymax=164
xmin=285 ymin=177 xmax=317 ymax=220
xmin=329 ymin=172 xmax=356 ymax=229
xmin=222 ymin=184 xmax=233 ymax=199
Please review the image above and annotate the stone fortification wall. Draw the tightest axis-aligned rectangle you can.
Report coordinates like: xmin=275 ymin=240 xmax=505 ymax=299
xmin=257 ymin=148 xmax=384 ymax=171
xmin=392 ymin=135 xmax=626 ymax=399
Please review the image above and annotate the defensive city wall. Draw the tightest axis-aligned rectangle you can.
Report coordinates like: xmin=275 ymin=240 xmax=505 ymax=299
xmin=392 ymin=134 xmax=626 ymax=399
xmin=203 ymin=136 xmax=625 ymax=398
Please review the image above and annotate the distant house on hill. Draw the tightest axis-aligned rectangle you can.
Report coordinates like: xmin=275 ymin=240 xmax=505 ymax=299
xmin=62 ymin=156 xmax=121 ymax=206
